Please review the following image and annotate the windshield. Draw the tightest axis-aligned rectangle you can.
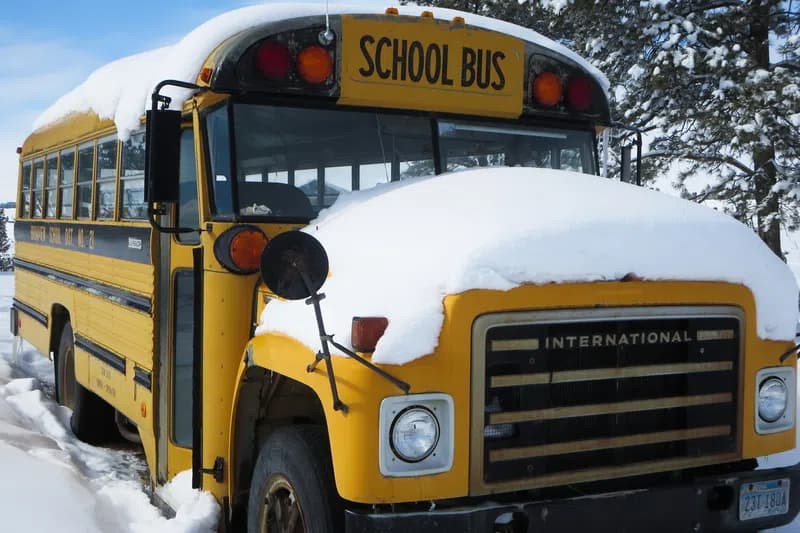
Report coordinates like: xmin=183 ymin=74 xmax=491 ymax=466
xmin=205 ymin=103 xmax=596 ymax=220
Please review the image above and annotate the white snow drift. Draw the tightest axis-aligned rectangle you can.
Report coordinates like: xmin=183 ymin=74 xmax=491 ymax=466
xmin=32 ymin=2 xmax=607 ymax=140
xmin=257 ymin=168 xmax=799 ymax=365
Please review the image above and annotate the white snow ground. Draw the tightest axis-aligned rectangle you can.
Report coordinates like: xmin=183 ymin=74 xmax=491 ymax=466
xmin=0 ymin=273 xmax=219 ymax=532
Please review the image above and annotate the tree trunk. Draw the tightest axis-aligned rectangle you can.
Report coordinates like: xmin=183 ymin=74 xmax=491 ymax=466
xmin=753 ymin=146 xmax=782 ymax=255
xmin=749 ymin=1 xmax=782 ymax=257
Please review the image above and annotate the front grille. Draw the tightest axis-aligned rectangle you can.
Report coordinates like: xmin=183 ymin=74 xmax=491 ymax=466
xmin=470 ymin=306 xmax=741 ymax=493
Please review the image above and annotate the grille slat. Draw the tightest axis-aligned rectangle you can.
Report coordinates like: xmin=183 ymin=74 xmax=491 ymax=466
xmin=473 ymin=308 xmax=741 ymax=492
xmin=489 ymin=424 xmax=731 ymax=462
xmin=489 ymin=392 xmax=734 ymax=424
xmin=490 ymin=361 xmax=734 ymax=388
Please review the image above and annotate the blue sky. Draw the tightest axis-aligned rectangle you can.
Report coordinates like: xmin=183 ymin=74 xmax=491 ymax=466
xmin=1 ymin=0 xmax=371 ymax=202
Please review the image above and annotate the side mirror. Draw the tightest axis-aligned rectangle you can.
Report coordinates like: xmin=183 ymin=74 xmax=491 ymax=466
xmin=621 ymin=144 xmax=632 ymax=183
xmin=145 ymin=109 xmax=181 ymax=203
xmin=260 ymin=231 xmax=329 ymax=300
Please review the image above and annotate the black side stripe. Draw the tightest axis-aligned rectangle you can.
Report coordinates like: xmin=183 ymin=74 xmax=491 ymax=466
xmin=14 ymin=259 xmax=152 ymax=314
xmin=12 ymin=298 xmax=48 ymax=326
xmin=75 ymin=335 xmax=126 ymax=374
xmin=134 ymin=367 xmax=152 ymax=390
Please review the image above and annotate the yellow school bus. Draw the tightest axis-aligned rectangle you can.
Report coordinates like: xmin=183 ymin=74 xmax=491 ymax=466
xmin=13 ymin=6 xmax=800 ymax=532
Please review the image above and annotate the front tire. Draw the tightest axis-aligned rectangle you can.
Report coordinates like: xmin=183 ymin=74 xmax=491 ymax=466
xmin=247 ymin=426 xmax=342 ymax=533
xmin=55 ymin=323 xmax=116 ymax=445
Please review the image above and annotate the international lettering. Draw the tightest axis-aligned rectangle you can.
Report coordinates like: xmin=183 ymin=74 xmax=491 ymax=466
xmin=544 ymin=330 xmax=693 ymax=350
xmin=357 ymin=34 xmax=505 ymax=90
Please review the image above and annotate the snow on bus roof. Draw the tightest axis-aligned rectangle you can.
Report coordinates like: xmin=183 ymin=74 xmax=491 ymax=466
xmin=31 ymin=2 xmax=608 ymax=139
xmin=257 ymin=168 xmax=799 ymax=366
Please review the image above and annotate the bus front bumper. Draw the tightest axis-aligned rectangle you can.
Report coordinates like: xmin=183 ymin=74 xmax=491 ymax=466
xmin=345 ymin=462 xmax=800 ymax=532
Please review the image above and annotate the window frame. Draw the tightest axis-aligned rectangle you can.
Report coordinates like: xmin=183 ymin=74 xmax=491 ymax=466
xmin=44 ymin=153 xmax=59 ymax=219
xmin=94 ymin=134 xmax=119 ymax=221
xmin=31 ymin=157 xmax=45 ymax=219
xmin=119 ymin=130 xmax=147 ymax=221
xmin=75 ymin=140 xmax=95 ymax=220
xmin=58 ymin=147 xmax=76 ymax=220
xmin=19 ymin=161 xmax=32 ymax=219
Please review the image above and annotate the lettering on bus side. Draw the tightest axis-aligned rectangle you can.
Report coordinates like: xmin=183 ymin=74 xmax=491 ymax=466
xmin=28 ymin=224 xmax=95 ymax=249
xmin=357 ymin=35 xmax=506 ymax=91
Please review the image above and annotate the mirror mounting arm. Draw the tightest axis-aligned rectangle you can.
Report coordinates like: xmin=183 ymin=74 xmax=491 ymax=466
xmin=150 ymin=79 xmax=207 ymax=112
xmin=147 ymin=205 xmax=201 ymax=235
xmin=611 ymin=121 xmax=643 ymax=186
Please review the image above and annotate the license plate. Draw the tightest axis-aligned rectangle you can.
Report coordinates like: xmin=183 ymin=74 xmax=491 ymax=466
xmin=739 ymin=479 xmax=790 ymax=521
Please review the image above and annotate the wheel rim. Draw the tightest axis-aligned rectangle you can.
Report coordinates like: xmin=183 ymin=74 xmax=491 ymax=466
xmin=61 ymin=344 xmax=76 ymax=410
xmin=259 ymin=474 xmax=305 ymax=533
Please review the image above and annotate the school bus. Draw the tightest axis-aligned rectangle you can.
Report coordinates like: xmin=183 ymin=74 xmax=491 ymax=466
xmin=12 ymin=6 xmax=800 ymax=532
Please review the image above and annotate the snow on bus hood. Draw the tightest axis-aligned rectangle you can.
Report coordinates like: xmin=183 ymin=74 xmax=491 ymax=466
xmin=31 ymin=3 xmax=607 ymax=140
xmin=257 ymin=168 xmax=799 ymax=365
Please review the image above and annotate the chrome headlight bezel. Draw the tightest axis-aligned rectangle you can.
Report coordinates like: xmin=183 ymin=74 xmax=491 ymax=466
xmin=755 ymin=366 xmax=795 ymax=435
xmin=379 ymin=393 xmax=454 ymax=477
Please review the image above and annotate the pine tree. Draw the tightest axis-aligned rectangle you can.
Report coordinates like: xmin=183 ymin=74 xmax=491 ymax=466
xmin=0 ymin=209 xmax=12 ymax=271
xmin=413 ymin=0 xmax=800 ymax=257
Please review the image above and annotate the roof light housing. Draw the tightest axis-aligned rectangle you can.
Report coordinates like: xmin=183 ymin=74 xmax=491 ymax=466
xmin=526 ymin=54 xmax=607 ymax=119
xmin=232 ymin=26 xmax=338 ymax=96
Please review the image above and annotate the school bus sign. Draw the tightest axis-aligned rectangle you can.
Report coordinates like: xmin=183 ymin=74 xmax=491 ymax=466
xmin=339 ymin=15 xmax=525 ymax=117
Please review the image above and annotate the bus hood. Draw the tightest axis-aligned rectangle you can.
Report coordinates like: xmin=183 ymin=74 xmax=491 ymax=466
xmin=256 ymin=167 xmax=799 ymax=365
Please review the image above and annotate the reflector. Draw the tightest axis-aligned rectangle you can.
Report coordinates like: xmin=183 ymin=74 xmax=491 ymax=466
xmin=532 ymin=72 xmax=562 ymax=107
xmin=256 ymin=41 xmax=291 ymax=80
xmin=566 ymin=76 xmax=592 ymax=111
xmin=297 ymin=45 xmax=333 ymax=84
xmin=352 ymin=317 xmax=389 ymax=352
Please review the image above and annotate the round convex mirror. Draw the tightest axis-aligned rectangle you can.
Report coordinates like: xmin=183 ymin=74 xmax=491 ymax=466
xmin=260 ymin=231 xmax=329 ymax=300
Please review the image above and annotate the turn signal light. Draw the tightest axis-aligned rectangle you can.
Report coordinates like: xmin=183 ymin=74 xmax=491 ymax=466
xmin=532 ymin=72 xmax=562 ymax=107
xmin=214 ymin=226 xmax=269 ymax=275
xmin=256 ymin=41 xmax=291 ymax=80
xmin=566 ymin=76 xmax=592 ymax=111
xmin=297 ymin=45 xmax=333 ymax=84
xmin=352 ymin=316 xmax=389 ymax=352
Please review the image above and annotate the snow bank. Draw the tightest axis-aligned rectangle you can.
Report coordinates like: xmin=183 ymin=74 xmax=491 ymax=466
xmin=0 ymin=273 xmax=218 ymax=532
xmin=32 ymin=2 xmax=607 ymax=139
xmin=257 ymin=168 xmax=799 ymax=365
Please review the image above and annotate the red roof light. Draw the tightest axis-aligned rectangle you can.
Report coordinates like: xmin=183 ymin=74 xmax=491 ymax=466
xmin=566 ymin=76 xmax=592 ymax=111
xmin=255 ymin=41 xmax=291 ymax=80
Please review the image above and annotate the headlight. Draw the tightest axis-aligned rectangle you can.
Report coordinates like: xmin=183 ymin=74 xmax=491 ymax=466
xmin=390 ymin=407 xmax=439 ymax=462
xmin=759 ymin=377 xmax=788 ymax=422
xmin=755 ymin=366 xmax=795 ymax=435
xmin=379 ymin=393 xmax=454 ymax=476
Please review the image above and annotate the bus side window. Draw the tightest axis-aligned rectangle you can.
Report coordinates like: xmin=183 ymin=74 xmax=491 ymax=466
xmin=45 ymin=154 xmax=58 ymax=219
xmin=120 ymin=132 xmax=145 ymax=219
xmin=176 ymin=130 xmax=199 ymax=244
xmin=96 ymin=135 xmax=118 ymax=220
xmin=32 ymin=158 xmax=44 ymax=218
xmin=76 ymin=141 xmax=94 ymax=219
xmin=59 ymin=149 xmax=74 ymax=219
xmin=19 ymin=162 xmax=31 ymax=218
